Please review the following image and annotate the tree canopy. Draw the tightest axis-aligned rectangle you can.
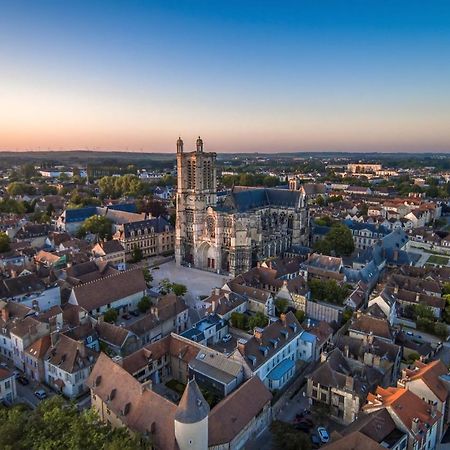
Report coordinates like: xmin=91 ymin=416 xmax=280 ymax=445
xmin=78 ymin=215 xmax=112 ymax=240
xmin=308 ymin=279 xmax=350 ymax=305
xmin=0 ymin=396 xmax=149 ymax=450
xmin=0 ymin=232 xmax=11 ymax=253
xmin=313 ymin=222 xmax=355 ymax=257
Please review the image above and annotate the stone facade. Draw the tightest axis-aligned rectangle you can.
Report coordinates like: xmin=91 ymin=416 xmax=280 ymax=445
xmin=175 ymin=137 xmax=309 ymax=277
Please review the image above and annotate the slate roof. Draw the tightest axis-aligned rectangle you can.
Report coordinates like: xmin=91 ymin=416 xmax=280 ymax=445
xmin=122 ymin=216 xmax=172 ymax=238
xmin=64 ymin=207 xmax=98 ymax=223
xmin=175 ymin=378 xmax=209 ymax=423
xmin=219 ymin=186 xmax=302 ymax=212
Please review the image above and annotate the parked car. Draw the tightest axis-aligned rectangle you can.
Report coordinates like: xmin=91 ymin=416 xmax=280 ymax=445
xmin=17 ymin=376 xmax=29 ymax=385
xmin=34 ymin=389 xmax=47 ymax=400
xmin=130 ymin=310 xmax=140 ymax=317
xmin=311 ymin=434 xmax=321 ymax=449
xmin=222 ymin=334 xmax=232 ymax=343
xmin=0 ymin=362 xmax=8 ymax=369
xmin=406 ymin=331 xmax=414 ymax=336
xmin=122 ymin=313 xmax=131 ymax=320
xmin=317 ymin=427 xmax=329 ymax=443
xmin=12 ymin=370 xmax=20 ymax=379
xmin=295 ymin=422 xmax=312 ymax=432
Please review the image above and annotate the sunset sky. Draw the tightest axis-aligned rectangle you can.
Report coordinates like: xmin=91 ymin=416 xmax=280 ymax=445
xmin=1 ymin=1 xmax=450 ymax=153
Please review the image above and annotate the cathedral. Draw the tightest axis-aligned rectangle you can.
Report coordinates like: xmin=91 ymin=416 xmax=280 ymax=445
xmin=175 ymin=137 xmax=309 ymax=277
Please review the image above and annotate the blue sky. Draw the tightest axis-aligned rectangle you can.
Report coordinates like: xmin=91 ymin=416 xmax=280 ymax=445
xmin=1 ymin=1 xmax=450 ymax=152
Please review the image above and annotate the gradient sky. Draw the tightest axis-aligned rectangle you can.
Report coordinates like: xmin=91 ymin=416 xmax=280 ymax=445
xmin=1 ymin=1 xmax=450 ymax=153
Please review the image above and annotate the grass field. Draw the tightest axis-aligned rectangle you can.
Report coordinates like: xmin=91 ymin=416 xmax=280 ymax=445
xmin=427 ymin=255 xmax=449 ymax=265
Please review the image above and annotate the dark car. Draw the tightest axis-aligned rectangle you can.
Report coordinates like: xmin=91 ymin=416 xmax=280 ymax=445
xmin=122 ymin=313 xmax=131 ymax=320
xmin=295 ymin=422 xmax=312 ymax=432
xmin=130 ymin=310 xmax=140 ymax=317
xmin=17 ymin=376 xmax=29 ymax=385
xmin=311 ymin=434 xmax=321 ymax=449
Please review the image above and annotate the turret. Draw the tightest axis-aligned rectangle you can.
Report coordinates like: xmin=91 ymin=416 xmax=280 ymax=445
xmin=196 ymin=136 xmax=204 ymax=152
xmin=174 ymin=378 xmax=209 ymax=450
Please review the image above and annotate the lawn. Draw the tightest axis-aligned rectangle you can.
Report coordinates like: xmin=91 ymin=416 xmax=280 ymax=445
xmin=427 ymin=255 xmax=449 ymax=265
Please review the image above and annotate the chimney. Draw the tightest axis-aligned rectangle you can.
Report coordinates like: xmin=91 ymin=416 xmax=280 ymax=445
xmin=345 ymin=375 xmax=354 ymax=391
xmin=237 ymin=338 xmax=247 ymax=353
xmin=50 ymin=330 xmax=60 ymax=347
xmin=411 ymin=417 xmax=420 ymax=435
xmin=151 ymin=306 xmax=159 ymax=320
xmin=1 ymin=307 xmax=9 ymax=322
xmin=321 ymin=351 xmax=328 ymax=363
xmin=344 ymin=345 xmax=350 ymax=358
xmin=415 ymin=292 xmax=420 ymax=302
xmin=211 ymin=299 xmax=217 ymax=312
xmin=368 ymin=333 xmax=374 ymax=345
xmin=77 ymin=340 xmax=86 ymax=359
xmin=280 ymin=313 xmax=287 ymax=325
xmin=214 ymin=288 xmax=220 ymax=296
xmin=254 ymin=327 xmax=264 ymax=343
xmin=430 ymin=401 xmax=438 ymax=418
xmin=393 ymin=249 xmax=399 ymax=261
xmin=394 ymin=285 xmax=399 ymax=294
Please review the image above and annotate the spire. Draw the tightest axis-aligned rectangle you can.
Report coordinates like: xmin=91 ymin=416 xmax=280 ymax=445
xmin=175 ymin=378 xmax=209 ymax=424
xmin=177 ymin=136 xmax=184 ymax=153
xmin=196 ymin=136 xmax=203 ymax=152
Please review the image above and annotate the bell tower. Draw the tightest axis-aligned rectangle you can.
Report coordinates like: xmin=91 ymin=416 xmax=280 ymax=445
xmin=175 ymin=137 xmax=217 ymax=267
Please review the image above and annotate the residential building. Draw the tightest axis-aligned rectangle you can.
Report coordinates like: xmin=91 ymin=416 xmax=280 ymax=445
xmin=91 ymin=240 xmax=126 ymax=268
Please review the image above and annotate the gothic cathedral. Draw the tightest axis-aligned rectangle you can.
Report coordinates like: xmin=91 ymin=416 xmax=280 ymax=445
xmin=175 ymin=137 xmax=309 ymax=277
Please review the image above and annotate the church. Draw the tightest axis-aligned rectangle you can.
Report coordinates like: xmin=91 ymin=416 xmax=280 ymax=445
xmin=175 ymin=137 xmax=309 ymax=277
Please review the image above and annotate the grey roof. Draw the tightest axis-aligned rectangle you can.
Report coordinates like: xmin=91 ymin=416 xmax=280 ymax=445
xmin=174 ymin=379 xmax=209 ymax=424
xmin=219 ymin=187 xmax=302 ymax=212
xmin=123 ymin=216 xmax=172 ymax=238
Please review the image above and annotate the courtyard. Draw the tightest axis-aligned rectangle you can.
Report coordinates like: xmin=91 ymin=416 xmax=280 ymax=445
xmin=149 ymin=260 xmax=231 ymax=307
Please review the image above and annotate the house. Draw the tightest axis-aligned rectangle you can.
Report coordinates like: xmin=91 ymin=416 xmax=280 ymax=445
xmin=181 ymin=313 xmax=228 ymax=346
xmin=114 ymin=216 xmax=174 ymax=261
xmin=322 ymin=431 xmax=387 ymax=450
xmin=96 ymin=321 xmax=139 ymax=356
xmin=0 ymin=368 xmax=17 ymax=404
xmin=368 ymin=289 xmax=398 ymax=326
xmin=338 ymin=409 xmax=408 ymax=450
xmin=24 ymin=335 xmax=51 ymax=382
xmin=398 ymin=360 xmax=450 ymax=440
xmin=44 ymin=333 xmax=98 ymax=398
xmin=91 ymin=240 xmax=126 ymax=268
xmin=202 ymin=288 xmax=247 ymax=320
xmin=68 ymin=268 xmax=147 ymax=316
xmin=87 ymin=352 xmax=272 ymax=450
xmin=10 ymin=315 xmax=50 ymax=371
xmin=348 ymin=310 xmax=395 ymax=343
xmin=335 ymin=334 xmax=402 ymax=386
xmin=188 ymin=348 xmax=245 ymax=397
xmin=126 ymin=293 xmax=189 ymax=345
xmin=364 ymin=386 xmax=441 ymax=450
xmin=230 ymin=312 xmax=314 ymax=390
xmin=307 ymin=348 xmax=383 ymax=425
xmin=223 ymin=281 xmax=275 ymax=316
xmin=305 ymin=320 xmax=334 ymax=361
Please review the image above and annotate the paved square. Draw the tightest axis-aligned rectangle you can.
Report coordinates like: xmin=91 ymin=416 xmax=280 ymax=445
xmin=149 ymin=260 xmax=231 ymax=305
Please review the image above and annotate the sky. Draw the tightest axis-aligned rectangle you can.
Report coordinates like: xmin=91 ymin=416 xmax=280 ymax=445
xmin=1 ymin=1 xmax=450 ymax=153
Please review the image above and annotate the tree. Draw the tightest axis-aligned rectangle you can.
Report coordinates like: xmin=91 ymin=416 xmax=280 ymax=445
xmin=231 ymin=312 xmax=247 ymax=330
xmin=142 ymin=268 xmax=153 ymax=285
xmin=275 ymin=298 xmax=288 ymax=315
xmin=443 ymin=284 xmax=450 ymax=296
xmin=313 ymin=222 xmax=355 ymax=257
xmin=0 ymin=233 xmax=10 ymax=253
xmin=308 ymin=279 xmax=349 ymax=304
xmin=316 ymin=195 xmax=325 ymax=206
xmin=103 ymin=308 xmax=118 ymax=323
xmin=434 ymin=322 xmax=448 ymax=340
xmin=131 ymin=245 xmax=143 ymax=263
xmin=137 ymin=296 xmax=152 ymax=313
xmin=78 ymin=215 xmax=112 ymax=240
xmin=270 ymin=421 xmax=311 ymax=450
xmin=248 ymin=312 xmax=268 ymax=330
xmin=342 ymin=308 xmax=353 ymax=324
xmin=0 ymin=396 xmax=150 ymax=450
xmin=295 ymin=309 xmax=305 ymax=323
xmin=172 ymin=283 xmax=187 ymax=297
xmin=46 ymin=203 xmax=55 ymax=216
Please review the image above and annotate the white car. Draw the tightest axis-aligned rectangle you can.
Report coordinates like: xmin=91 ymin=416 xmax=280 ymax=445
xmin=222 ymin=334 xmax=232 ymax=343
xmin=317 ymin=427 xmax=330 ymax=443
xmin=34 ymin=389 xmax=47 ymax=400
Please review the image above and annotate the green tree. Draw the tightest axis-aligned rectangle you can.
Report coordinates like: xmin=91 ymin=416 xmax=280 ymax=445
xmin=248 ymin=312 xmax=268 ymax=330
xmin=443 ymin=284 xmax=450 ymax=296
xmin=172 ymin=283 xmax=187 ymax=297
xmin=316 ymin=195 xmax=325 ymax=206
xmin=142 ymin=268 xmax=153 ymax=285
xmin=231 ymin=312 xmax=247 ymax=330
xmin=308 ymin=279 xmax=349 ymax=304
xmin=137 ymin=296 xmax=152 ymax=313
xmin=270 ymin=421 xmax=311 ymax=450
xmin=434 ymin=322 xmax=448 ymax=340
xmin=275 ymin=298 xmax=289 ymax=315
xmin=295 ymin=309 xmax=305 ymax=323
xmin=78 ymin=215 xmax=112 ymax=240
xmin=342 ymin=308 xmax=353 ymax=324
xmin=103 ymin=308 xmax=118 ymax=323
xmin=313 ymin=222 xmax=355 ymax=257
xmin=0 ymin=233 xmax=10 ymax=253
xmin=131 ymin=245 xmax=143 ymax=263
